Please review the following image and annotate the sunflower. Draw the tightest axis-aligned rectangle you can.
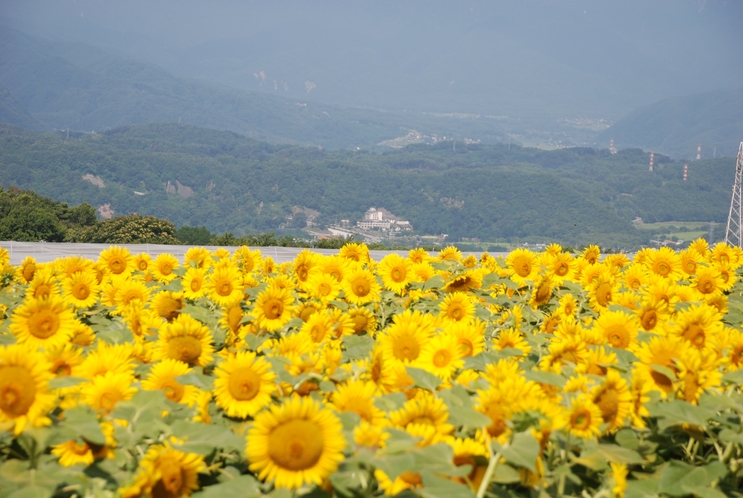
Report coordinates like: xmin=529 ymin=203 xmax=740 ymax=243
xmin=541 ymin=336 xmax=589 ymax=373
xmin=142 ymin=359 xmax=201 ymax=406
xmin=16 ymin=256 xmax=37 ymax=284
xmin=417 ymin=332 xmax=464 ymax=381
xmin=75 ymin=342 xmax=136 ymax=379
xmin=579 ymin=263 xmax=606 ymax=288
xmin=621 ymin=264 xmax=647 ymax=291
xmin=52 ymin=439 xmax=97 ymax=467
xmin=610 ymin=462 xmax=628 ymax=498
xmin=152 ymin=314 xmax=215 ymax=367
xmin=347 ymin=306 xmax=378 ymax=336
xmin=207 ymin=265 xmax=245 ymax=306
xmin=677 ymin=348 xmax=722 ymax=404
xmin=592 ymin=310 xmax=639 ymax=350
xmin=214 ymin=351 xmax=276 ymax=418
xmin=507 ymin=248 xmax=539 ymax=284
xmin=246 ymin=396 xmax=345 ymax=489
xmin=98 ymin=246 xmax=133 ymax=277
xmin=182 ymin=267 xmax=208 ymax=300
xmin=713 ymin=261 xmax=737 ymax=291
xmin=493 ymin=328 xmax=531 ymax=356
xmin=379 ymin=310 xmax=435 ymax=365
xmin=709 ymin=242 xmax=736 ymax=266
xmin=579 ymin=245 xmax=600 ymax=264
xmin=251 ymin=286 xmax=295 ymax=332
xmin=115 ymin=279 xmax=151 ymax=310
xmin=0 ymin=344 xmax=55 ymax=435
xmin=293 ymin=249 xmax=319 ymax=289
xmin=587 ymin=272 xmax=616 ymax=313
xmin=378 ymin=253 xmax=412 ymax=294
xmin=151 ymin=290 xmax=184 ymax=323
xmin=27 ymin=268 xmax=59 ymax=300
xmin=70 ymin=322 xmax=96 ymax=347
xmin=233 ymin=246 xmax=262 ymax=274
xmin=575 ymin=346 xmax=617 ymax=376
xmin=316 ymin=255 xmax=353 ymax=283
xmin=557 ymin=294 xmax=578 ymax=317
xmin=411 ymin=262 xmax=436 ymax=283
xmin=407 ymin=248 xmax=430 ymax=264
xmin=120 ymin=444 xmax=206 ymax=498
xmin=57 ymin=256 xmax=95 ymax=279
xmin=183 ymin=247 xmax=212 ymax=270
xmin=330 ymin=379 xmax=386 ymax=425
xmin=61 ymin=271 xmax=100 ymax=309
xmin=152 ymin=253 xmax=179 ymax=283
xmin=529 ymin=275 xmax=554 ymax=309
xmin=633 ymin=336 xmax=687 ymax=396
xmin=306 ymin=272 xmax=342 ymax=302
xmin=443 ymin=269 xmax=484 ymax=293
xmin=9 ymin=294 xmax=77 ymax=349
xmin=354 ymin=420 xmax=389 ymax=448
xmin=133 ymin=253 xmax=151 ymax=274
xmin=635 ymin=297 xmax=669 ymax=333
xmin=390 ymin=392 xmax=454 ymax=435
xmin=342 ymin=268 xmax=381 ymax=306
xmin=439 ymin=292 xmax=475 ymax=323
xmin=543 ymin=251 xmax=575 ymax=281
xmin=669 ymin=303 xmax=723 ymax=351
xmin=81 ymin=371 xmax=136 ymax=414
xmin=590 ymin=369 xmax=632 ymax=433
xmin=447 ymin=319 xmax=486 ymax=358
xmin=644 ymin=247 xmax=682 ymax=280
xmin=566 ymin=395 xmax=603 ymax=439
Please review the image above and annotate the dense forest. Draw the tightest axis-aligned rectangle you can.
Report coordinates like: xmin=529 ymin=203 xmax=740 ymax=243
xmin=0 ymin=122 xmax=736 ymax=248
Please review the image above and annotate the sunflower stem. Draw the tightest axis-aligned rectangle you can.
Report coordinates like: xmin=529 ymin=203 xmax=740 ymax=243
xmin=476 ymin=450 xmax=502 ymax=498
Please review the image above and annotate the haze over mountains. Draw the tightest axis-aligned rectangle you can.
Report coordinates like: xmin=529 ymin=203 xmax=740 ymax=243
xmin=0 ymin=0 xmax=741 ymax=158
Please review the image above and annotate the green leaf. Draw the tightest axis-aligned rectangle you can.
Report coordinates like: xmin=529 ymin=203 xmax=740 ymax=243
xmin=243 ymin=334 xmax=268 ymax=351
xmin=492 ymin=463 xmax=521 ymax=484
xmin=719 ymin=429 xmax=743 ymax=445
xmin=175 ymin=370 xmax=214 ymax=390
xmin=60 ymin=406 xmax=106 ymax=446
xmin=571 ymin=450 xmax=608 ymax=471
xmin=480 ymin=272 xmax=501 ymax=289
xmin=341 ymin=334 xmax=374 ymax=362
xmin=374 ymin=392 xmax=407 ymax=412
xmin=411 ymin=444 xmax=466 ymax=477
xmin=624 ymin=477 xmax=659 ymax=498
xmin=681 ymin=486 xmax=727 ymax=498
xmin=501 ymin=431 xmax=539 ymax=472
xmin=523 ymin=370 xmax=566 ymax=388
xmin=48 ymin=376 xmax=87 ymax=390
xmin=597 ymin=444 xmax=644 ymax=465
xmin=418 ymin=470 xmax=476 ymax=498
xmin=647 ymin=400 xmax=716 ymax=430
xmin=722 ymin=369 xmax=743 ymax=386
xmin=423 ymin=275 xmax=445 ymax=291
xmin=373 ymin=452 xmax=416 ymax=482
xmin=614 ymin=429 xmax=639 ymax=450
xmin=191 ymin=475 xmax=261 ymax=498
xmin=406 ymin=366 xmax=442 ymax=392
xmin=171 ymin=420 xmax=244 ymax=455
xmin=6 ymin=486 xmax=52 ymax=498
xmin=658 ymin=460 xmax=728 ymax=497
xmin=440 ymin=386 xmax=491 ymax=429
xmin=649 ymin=363 xmax=677 ymax=382
xmin=328 ymin=299 xmax=348 ymax=310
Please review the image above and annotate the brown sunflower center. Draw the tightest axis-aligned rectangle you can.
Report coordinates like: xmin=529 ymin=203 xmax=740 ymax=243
xmin=72 ymin=282 xmax=90 ymax=300
xmin=158 ymin=297 xmax=183 ymax=322
xmin=190 ymin=279 xmax=202 ymax=292
xmin=605 ymin=325 xmax=630 ymax=349
xmin=0 ymin=366 xmax=37 ymax=418
xmin=698 ymin=278 xmax=715 ymax=294
xmin=153 ymin=457 xmax=185 ymax=498
xmin=22 ymin=263 xmax=36 ymax=282
xmin=228 ymin=367 xmax=261 ymax=401
xmin=448 ymin=305 xmax=464 ymax=320
xmin=433 ymin=350 xmax=451 ymax=368
xmin=683 ymin=323 xmax=706 ymax=348
xmin=137 ymin=260 xmax=148 ymax=271
xmin=458 ymin=338 xmax=473 ymax=357
xmin=594 ymin=387 xmax=619 ymax=423
xmin=167 ymin=336 xmax=203 ymax=365
xmin=110 ymin=258 xmax=125 ymax=274
xmin=392 ymin=334 xmax=420 ymax=362
xmin=268 ymin=419 xmax=324 ymax=471
xmin=571 ymin=409 xmax=592 ymax=430
xmin=391 ymin=267 xmax=405 ymax=282
xmin=555 ymin=263 xmax=569 ymax=276
xmin=263 ymin=298 xmax=284 ymax=320
xmin=161 ymin=379 xmax=186 ymax=402
xmin=515 ymin=260 xmax=531 ymax=277
xmin=28 ymin=308 xmax=61 ymax=339
xmin=353 ymin=279 xmax=370 ymax=297
xmin=640 ymin=309 xmax=657 ymax=331
xmin=655 ymin=262 xmax=670 ymax=276
xmin=535 ymin=282 xmax=551 ymax=303
xmin=218 ymin=281 xmax=233 ymax=296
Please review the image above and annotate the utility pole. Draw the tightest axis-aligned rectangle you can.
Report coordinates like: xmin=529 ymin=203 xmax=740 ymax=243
xmin=724 ymin=142 xmax=743 ymax=247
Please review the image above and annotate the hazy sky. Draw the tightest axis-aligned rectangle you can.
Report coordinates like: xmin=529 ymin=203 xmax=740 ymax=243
xmin=2 ymin=0 xmax=741 ymax=117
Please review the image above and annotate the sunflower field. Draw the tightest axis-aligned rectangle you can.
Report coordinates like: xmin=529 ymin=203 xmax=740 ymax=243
xmin=1 ymin=241 xmax=743 ymax=498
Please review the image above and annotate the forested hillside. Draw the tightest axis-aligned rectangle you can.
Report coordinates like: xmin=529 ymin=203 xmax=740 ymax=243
xmin=0 ymin=123 xmax=736 ymax=247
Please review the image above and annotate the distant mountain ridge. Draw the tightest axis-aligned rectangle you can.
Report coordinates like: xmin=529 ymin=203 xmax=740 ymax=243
xmin=0 ymin=123 xmax=736 ymax=248
xmin=0 ymin=27 xmax=512 ymax=149
xmin=599 ymin=87 xmax=743 ymax=160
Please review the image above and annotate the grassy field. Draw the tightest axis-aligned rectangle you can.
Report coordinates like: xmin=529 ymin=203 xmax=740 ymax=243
xmin=633 ymin=221 xmax=715 ymax=241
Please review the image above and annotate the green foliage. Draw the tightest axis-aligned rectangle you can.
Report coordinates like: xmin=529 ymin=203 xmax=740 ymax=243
xmin=69 ymin=213 xmax=180 ymax=244
xmin=0 ymin=186 xmax=96 ymax=241
xmin=175 ymin=225 xmax=213 ymax=245
xmin=0 ymin=123 xmax=736 ymax=248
